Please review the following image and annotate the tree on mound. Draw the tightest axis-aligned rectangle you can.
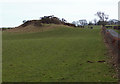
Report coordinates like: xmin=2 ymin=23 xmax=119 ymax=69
xmin=39 ymin=15 xmax=76 ymax=27
xmin=40 ymin=15 xmax=63 ymax=24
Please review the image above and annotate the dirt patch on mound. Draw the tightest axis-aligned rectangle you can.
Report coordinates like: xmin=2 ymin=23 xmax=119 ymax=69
xmin=20 ymin=20 xmax=42 ymax=27
xmin=4 ymin=24 xmax=69 ymax=33
xmin=5 ymin=25 xmax=42 ymax=32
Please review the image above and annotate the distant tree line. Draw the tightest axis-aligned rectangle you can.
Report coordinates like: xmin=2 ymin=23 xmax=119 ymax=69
xmin=94 ymin=12 xmax=119 ymax=26
xmin=72 ymin=11 xmax=119 ymax=27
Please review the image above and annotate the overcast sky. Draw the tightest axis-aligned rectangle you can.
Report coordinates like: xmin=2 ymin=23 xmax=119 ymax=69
xmin=0 ymin=0 xmax=119 ymax=27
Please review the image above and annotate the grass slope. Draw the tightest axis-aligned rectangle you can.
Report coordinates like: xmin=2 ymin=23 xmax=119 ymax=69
xmin=2 ymin=25 xmax=117 ymax=82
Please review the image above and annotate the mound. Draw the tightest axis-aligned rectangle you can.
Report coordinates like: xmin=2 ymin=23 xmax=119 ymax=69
xmin=4 ymin=16 xmax=75 ymax=32
xmin=4 ymin=24 xmax=71 ymax=33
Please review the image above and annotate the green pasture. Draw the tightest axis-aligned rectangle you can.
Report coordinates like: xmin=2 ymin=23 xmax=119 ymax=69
xmin=2 ymin=25 xmax=118 ymax=82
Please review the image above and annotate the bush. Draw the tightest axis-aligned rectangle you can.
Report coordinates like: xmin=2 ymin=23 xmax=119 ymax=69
xmin=40 ymin=16 xmax=63 ymax=24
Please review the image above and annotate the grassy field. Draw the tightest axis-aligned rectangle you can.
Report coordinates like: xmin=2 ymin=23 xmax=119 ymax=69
xmin=114 ymin=29 xmax=120 ymax=34
xmin=2 ymin=25 xmax=118 ymax=82
xmin=84 ymin=25 xmax=102 ymax=29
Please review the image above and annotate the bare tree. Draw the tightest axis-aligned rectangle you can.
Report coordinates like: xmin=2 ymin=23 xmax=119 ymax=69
xmin=95 ymin=12 xmax=109 ymax=26
xmin=94 ymin=19 xmax=97 ymax=25
xmin=105 ymin=15 xmax=109 ymax=21
xmin=79 ymin=19 xmax=87 ymax=26
xmin=95 ymin=12 xmax=109 ymax=21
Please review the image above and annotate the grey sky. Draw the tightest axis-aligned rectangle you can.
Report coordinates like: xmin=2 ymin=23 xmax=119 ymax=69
xmin=0 ymin=0 xmax=119 ymax=27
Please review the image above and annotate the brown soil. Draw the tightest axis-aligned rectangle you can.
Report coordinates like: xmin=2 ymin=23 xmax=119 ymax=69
xmin=97 ymin=60 xmax=106 ymax=63
xmin=3 ymin=24 xmax=68 ymax=33
xmin=87 ymin=61 xmax=94 ymax=63
xmin=101 ymin=30 xmax=119 ymax=80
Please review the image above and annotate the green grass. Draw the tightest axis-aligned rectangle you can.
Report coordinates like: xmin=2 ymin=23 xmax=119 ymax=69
xmin=105 ymin=25 xmax=120 ymax=26
xmin=84 ymin=25 xmax=102 ymax=29
xmin=2 ymin=26 xmax=118 ymax=82
xmin=114 ymin=29 xmax=120 ymax=34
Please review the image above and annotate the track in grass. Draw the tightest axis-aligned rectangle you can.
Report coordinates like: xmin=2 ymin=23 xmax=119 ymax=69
xmin=2 ymin=26 xmax=118 ymax=82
